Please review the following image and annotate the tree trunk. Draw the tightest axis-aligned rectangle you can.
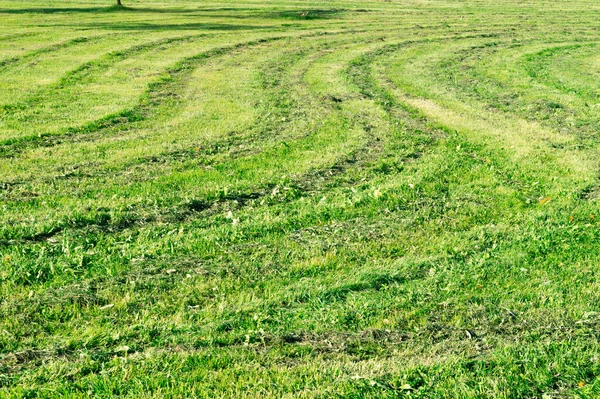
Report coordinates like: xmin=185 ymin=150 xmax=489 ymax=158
xmin=116 ymin=0 xmax=122 ymax=6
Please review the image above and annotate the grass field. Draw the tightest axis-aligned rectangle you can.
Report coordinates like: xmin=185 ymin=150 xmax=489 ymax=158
xmin=2 ymin=0 xmax=600 ymax=397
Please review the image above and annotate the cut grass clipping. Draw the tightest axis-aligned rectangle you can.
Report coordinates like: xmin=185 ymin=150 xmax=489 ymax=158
xmin=3 ymin=0 xmax=600 ymax=397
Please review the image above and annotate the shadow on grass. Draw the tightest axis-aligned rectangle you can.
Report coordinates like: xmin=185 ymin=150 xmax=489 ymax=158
xmin=0 ymin=6 xmax=356 ymax=31
xmin=66 ymin=22 xmax=273 ymax=31
xmin=0 ymin=6 xmax=355 ymax=20
xmin=0 ymin=5 xmax=206 ymax=14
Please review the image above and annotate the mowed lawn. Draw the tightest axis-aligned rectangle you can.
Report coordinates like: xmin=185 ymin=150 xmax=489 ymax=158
xmin=2 ymin=0 xmax=600 ymax=397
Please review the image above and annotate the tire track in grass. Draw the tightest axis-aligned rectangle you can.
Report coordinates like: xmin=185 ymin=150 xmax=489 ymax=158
xmin=0 ymin=35 xmax=474 ymax=248
xmin=0 ymin=39 xmax=435 ymax=283
xmin=0 ymin=33 xmax=281 ymax=147
xmin=375 ymin=34 xmax=598 ymax=191
xmin=431 ymin=39 xmax=600 ymax=142
xmin=7 ymin=6 xmax=600 ymax=397
xmin=2 ymin=39 xmax=323 ymax=190
xmin=0 ymin=34 xmax=112 ymax=69
xmin=0 ymin=36 xmax=509 ymax=310
xmin=0 ymin=34 xmax=285 ymax=157
xmin=0 ymin=34 xmax=316 ymax=245
xmin=3 ymin=31 xmax=488 ymax=183
xmin=25 ymin=33 xmax=388 ymax=185
xmin=1 ymin=30 xmax=371 ymax=159
xmin=0 ymin=36 xmax=389 ymax=249
xmin=0 ymin=323 xmax=412 ymax=375
xmin=0 ymin=30 xmax=373 ymax=175
xmin=361 ymin=43 xmax=536 ymax=205
xmin=364 ymin=42 xmax=600 ymax=254
xmin=0 ymin=34 xmax=199 ymax=116
xmin=439 ymin=40 xmax=600 ymax=199
xmin=0 ymin=23 xmax=524 ymax=352
xmin=1 ymin=34 xmax=332 ymax=238
xmin=0 ymin=32 xmax=176 ymax=106
xmin=0 ymin=29 xmax=375 ymax=158
xmin=3 ymin=42 xmax=319 ymax=186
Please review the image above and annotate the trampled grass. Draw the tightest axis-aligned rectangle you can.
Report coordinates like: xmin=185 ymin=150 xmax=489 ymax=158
xmin=2 ymin=0 xmax=600 ymax=397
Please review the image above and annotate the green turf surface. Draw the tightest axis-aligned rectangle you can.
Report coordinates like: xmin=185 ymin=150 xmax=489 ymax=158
xmin=2 ymin=0 xmax=600 ymax=397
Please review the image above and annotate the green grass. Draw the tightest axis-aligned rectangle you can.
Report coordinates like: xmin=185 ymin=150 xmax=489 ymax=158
xmin=2 ymin=0 xmax=600 ymax=397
